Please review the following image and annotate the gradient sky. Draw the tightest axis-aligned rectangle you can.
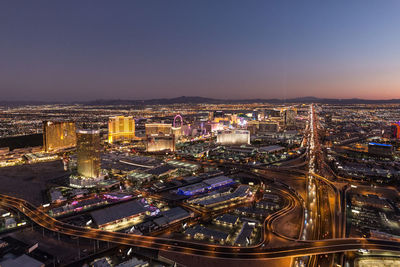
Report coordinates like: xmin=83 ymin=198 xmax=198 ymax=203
xmin=1 ymin=0 xmax=400 ymax=101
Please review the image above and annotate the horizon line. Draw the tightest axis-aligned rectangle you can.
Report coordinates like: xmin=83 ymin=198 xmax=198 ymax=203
xmin=2 ymin=96 xmax=400 ymax=103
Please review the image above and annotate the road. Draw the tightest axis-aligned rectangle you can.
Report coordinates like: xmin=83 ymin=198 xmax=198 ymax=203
xmin=294 ymin=104 xmax=337 ymax=266
xmin=2 ymin=193 xmax=400 ymax=259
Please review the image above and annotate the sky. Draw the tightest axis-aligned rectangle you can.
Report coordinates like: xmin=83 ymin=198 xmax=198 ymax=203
xmin=1 ymin=0 xmax=400 ymax=101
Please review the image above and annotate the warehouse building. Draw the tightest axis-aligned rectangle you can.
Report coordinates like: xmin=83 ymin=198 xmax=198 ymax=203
xmin=91 ymin=199 xmax=151 ymax=230
xmin=177 ymin=176 xmax=234 ymax=196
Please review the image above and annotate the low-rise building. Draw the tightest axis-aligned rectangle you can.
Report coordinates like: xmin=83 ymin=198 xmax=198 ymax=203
xmin=184 ymin=225 xmax=230 ymax=244
xmin=153 ymin=207 xmax=191 ymax=227
xmin=49 ymin=189 xmax=66 ymax=203
xmin=213 ymin=214 xmax=240 ymax=227
xmin=115 ymin=257 xmax=149 ymax=267
xmin=233 ymin=222 xmax=256 ymax=247
xmin=177 ymin=176 xmax=234 ymax=196
xmin=90 ymin=199 xmax=153 ymax=230
xmin=189 ymin=185 xmax=250 ymax=208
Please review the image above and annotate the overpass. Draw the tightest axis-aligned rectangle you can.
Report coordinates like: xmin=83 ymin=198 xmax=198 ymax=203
xmin=1 ymin=193 xmax=400 ymax=259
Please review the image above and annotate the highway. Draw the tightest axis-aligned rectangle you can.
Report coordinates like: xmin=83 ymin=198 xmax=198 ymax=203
xmin=2 ymin=193 xmax=400 ymax=259
xmin=295 ymin=104 xmax=337 ymax=266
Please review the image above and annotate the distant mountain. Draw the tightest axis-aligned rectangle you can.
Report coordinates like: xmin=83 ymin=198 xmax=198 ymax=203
xmin=86 ymin=96 xmax=219 ymax=105
xmin=85 ymin=96 xmax=400 ymax=105
xmin=2 ymin=96 xmax=400 ymax=106
xmin=0 ymin=100 xmax=61 ymax=107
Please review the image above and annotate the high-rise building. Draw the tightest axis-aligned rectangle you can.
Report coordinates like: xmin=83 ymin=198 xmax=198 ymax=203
xmin=265 ymin=109 xmax=281 ymax=119
xmin=43 ymin=121 xmax=76 ymax=152
xmin=391 ymin=122 xmax=400 ymax=139
xmin=76 ymin=130 xmax=101 ymax=178
xmin=281 ymin=107 xmax=297 ymax=127
xmin=108 ymin=116 xmax=135 ymax=143
xmin=325 ymin=114 xmax=332 ymax=124
xmin=145 ymin=123 xmax=172 ymax=136
xmin=247 ymin=121 xmax=279 ymax=135
xmin=172 ymin=127 xmax=182 ymax=139
xmin=208 ymin=111 xmax=214 ymax=121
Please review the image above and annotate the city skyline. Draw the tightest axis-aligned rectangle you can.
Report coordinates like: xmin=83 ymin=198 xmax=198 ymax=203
xmin=0 ymin=101 xmax=399 ymax=267
xmin=1 ymin=1 xmax=400 ymax=266
xmin=2 ymin=1 xmax=400 ymax=101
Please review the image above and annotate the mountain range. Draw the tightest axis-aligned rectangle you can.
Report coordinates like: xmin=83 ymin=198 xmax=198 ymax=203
xmin=2 ymin=96 xmax=400 ymax=106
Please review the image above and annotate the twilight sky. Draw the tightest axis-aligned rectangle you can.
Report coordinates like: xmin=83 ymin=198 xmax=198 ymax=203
xmin=1 ymin=0 xmax=400 ymax=101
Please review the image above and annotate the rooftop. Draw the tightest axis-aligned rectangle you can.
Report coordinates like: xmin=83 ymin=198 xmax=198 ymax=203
xmin=369 ymin=142 xmax=392 ymax=147
xmin=203 ymin=176 xmax=233 ymax=186
xmin=0 ymin=254 xmax=44 ymax=267
xmin=91 ymin=199 xmax=148 ymax=226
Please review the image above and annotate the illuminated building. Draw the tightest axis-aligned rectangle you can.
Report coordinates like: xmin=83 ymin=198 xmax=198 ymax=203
xmin=368 ymin=142 xmax=393 ymax=157
xmin=43 ymin=121 xmax=76 ymax=152
xmin=230 ymin=114 xmax=238 ymax=124
xmin=108 ymin=116 xmax=135 ymax=143
xmin=202 ymin=122 xmax=223 ymax=134
xmin=70 ymin=130 xmax=103 ymax=188
xmin=177 ymin=176 xmax=234 ymax=196
xmin=216 ymin=130 xmax=250 ymax=145
xmin=208 ymin=111 xmax=214 ymax=121
xmin=146 ymin=134 xmax=175 ymax=152
xmin=181 ymin=125 xmax=192 ymax=136
xmin=172 ymin=127 xmax=182 ymax=139
xmin=77 ymin=130 xmax=101 ymax=178
xmin=281 ymin=107 xmax=297 ymax=127
xmin=213 ymin=117 xmax=230 ymax=124
xmin=251 ymin=111 xmax=259 ymax=120
xmin=145 ymin=123 xmax=172 ymax=136
xmin=265 ymin=109 xmax=281 ymax=119
xmin=213 ymin=214 xmax=240 ymax=227
xmin=236 ymin=116 xmax=248 ymax=127
xmin=181 ymin=123 xmax=206 ymax=137
xmin=246 ymin=120 xmax=279 ymax=135
xmin=391 ymin=122 xmax=400 ymax=139
xmin=90 ymin=199 xmax=152 ymax=231
xmin=189 ymin=185 xmax=250 ymax=208
xmin=184 ymin=225 xmax=229 ymax=244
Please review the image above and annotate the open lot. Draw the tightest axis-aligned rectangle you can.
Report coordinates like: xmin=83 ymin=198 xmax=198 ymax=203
xmin=0 ymin=160 xmax=69 ymax=206
xmin=6 ymin=228 xmax=98 ymax=265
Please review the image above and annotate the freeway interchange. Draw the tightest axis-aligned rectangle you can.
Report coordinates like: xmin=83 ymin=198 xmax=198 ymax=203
xmin=1 ymin=184 xmax=400 ymax=259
